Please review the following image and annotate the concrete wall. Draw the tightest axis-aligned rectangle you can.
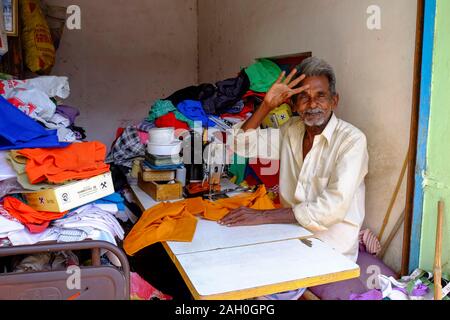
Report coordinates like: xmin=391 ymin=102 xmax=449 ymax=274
xmin=49 ymin=0 xmax=198 ymax=147
xmin=198 ymin=0 xmax=417 ymax=272
xmin=419 ymin=0 xmax=450 ymax=276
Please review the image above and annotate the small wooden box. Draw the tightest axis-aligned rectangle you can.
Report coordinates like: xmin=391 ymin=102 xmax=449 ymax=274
xmin=141 ymin=164 xmax=176 ymax=182
xmin=138 ymin=173 xmax=182 ymax=201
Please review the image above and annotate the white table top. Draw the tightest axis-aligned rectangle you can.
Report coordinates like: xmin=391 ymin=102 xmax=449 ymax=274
xmin=131 ymin=182 xmax=360 ymax=299
xmin=176 ymin=238 xmax=359 ymax=297
xmin=167 ymin=219 xmax=313 ymax=255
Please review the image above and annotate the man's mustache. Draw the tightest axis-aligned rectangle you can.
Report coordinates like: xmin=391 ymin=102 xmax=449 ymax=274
xmin=302 ymin=108 xmax=324 ymax=115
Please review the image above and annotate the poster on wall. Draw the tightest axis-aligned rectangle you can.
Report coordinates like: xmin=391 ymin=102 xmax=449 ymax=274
xmin=0 ymin=0 xmax=9 ymax=55
xmin=3 ymin=0 xmax=18 ymax=37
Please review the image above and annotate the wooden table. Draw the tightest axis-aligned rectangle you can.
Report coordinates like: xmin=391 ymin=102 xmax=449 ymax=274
xmin=131 ymin=184 xmax=360 ymax=300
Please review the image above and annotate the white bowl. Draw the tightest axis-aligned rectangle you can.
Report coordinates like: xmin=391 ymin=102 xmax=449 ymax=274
xmin=149 ymin=128 xmax=175 ymax=144
xmin=147 ymin=140 xmax=182 ymax=156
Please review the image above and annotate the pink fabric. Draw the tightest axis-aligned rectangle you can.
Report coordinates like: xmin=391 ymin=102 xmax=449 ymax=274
xmin=130 ymin=272 xmax=172 ymax=300
xmin=359 ymin=229 xmax=381 ymax=255
xmin=138 ymin=131 xmax=149 ymax=144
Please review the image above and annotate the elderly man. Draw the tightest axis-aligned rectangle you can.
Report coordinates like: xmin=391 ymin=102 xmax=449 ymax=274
xmin=220 ymin=57 xmax=369 ymax=299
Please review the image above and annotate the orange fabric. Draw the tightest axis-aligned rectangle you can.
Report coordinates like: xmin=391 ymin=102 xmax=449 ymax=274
xmin=3 ymin=196 xmax=67 ymax=233
xmin=124 ymin=186 xmax=275 ymax=256
xmin=123 ymin=201 xmax=198 ymax=256
xmin=18 ymin=141 xmax=110 ymax=184
xmin=186 ymin=182 xmax=220 ymax=196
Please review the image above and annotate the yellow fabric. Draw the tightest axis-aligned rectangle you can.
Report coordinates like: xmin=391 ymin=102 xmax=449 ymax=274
xmin=123 ymin=186 xmax=275 ymax=256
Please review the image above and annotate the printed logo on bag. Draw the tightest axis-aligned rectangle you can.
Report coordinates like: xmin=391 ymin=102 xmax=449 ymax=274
xmin=62 ymin=193 xmax=69 ymax=202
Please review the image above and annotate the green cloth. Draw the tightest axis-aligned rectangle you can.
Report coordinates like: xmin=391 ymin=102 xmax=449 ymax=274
xmin=229 ymin=154 xmax=248 ymax=185
xmin=147 ymin=99 xmax=194 ymax=128
xmin=244 ymin=58 xmax=282 ymax=93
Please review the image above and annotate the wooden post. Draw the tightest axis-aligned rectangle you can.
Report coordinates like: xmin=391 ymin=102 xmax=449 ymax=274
xmin=401 ymin=0 xmax=425 ymax=276
xmin=434 ymin=201 xmax=444 ymax=300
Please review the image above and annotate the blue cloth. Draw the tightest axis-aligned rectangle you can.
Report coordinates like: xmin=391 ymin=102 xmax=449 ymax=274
xmin=177 ymin=100 xmax=216 ymax=127
xmin=223 ymin=100 xmax=245 ymax=114
xmin=95 ymin=193 xmax=126 ymax=211
xmin=0 ymin=96 xmax=69 ymax=150
xmin=144 ymin=161 xmax=183 ymax=171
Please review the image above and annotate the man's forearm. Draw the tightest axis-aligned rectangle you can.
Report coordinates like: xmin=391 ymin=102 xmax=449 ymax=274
xmin=241 ymin=102 xmax=271 ymax=131
xmin=262 ymin=207 xmax=298 ymax=224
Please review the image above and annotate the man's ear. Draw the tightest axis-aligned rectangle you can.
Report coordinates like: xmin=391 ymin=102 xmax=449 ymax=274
xmin=331 ymin=93 xmax=339 ymax=111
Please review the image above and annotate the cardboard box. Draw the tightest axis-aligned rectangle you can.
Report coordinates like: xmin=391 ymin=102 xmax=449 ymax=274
xmin=24 ymin=172 xmax=114 ymax=213
xmin=138 ymin=173 xmax=182 ymax=202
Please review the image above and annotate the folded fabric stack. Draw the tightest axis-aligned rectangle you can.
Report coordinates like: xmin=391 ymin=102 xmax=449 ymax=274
xmin=0 ymin=75 xmax=127 ymax=250
xmin=6 ymin=203 xmax=124 ymax=247
xmin=0 ymin=76 xmax=86 ymax=144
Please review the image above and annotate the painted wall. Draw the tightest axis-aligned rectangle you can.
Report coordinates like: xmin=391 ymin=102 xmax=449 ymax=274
xmin=419 ymin=0 xmax=450 ymax=276
xmin=198 ymin=0 xmax=417 ymax=271
xmin=49 ymin=0 xmax=198 ymax=147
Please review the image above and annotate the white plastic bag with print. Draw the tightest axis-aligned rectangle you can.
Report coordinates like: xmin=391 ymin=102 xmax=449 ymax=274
xmin=0 ymin=76 xmax=70 ymax=99
xmin=5 ymin=87 xmax=56 ymax=123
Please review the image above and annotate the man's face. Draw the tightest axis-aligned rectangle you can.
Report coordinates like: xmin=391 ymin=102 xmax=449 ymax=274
xmin=293 ymin=75 xmax=339 ymax=127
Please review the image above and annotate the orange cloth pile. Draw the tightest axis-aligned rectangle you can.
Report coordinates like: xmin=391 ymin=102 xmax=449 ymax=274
xmin=3 ymin=196 xmax=67 ymax=233
xmin=18 ymin=141 xmax=110 ymax=184
xmin=124 ymin=186 xmax=275 ymax=256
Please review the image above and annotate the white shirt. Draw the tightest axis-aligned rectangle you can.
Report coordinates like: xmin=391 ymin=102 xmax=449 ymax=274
xmin=232 ymin=113 xmax=369 ymax=261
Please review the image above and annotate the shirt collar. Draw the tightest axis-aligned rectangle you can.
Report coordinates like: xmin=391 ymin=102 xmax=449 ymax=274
xmin=320 ymin=113 xmax=338 ymax=144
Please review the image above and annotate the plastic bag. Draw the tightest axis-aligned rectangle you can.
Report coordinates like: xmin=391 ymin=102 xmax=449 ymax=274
xmin=21 ymin=0 xmax=56 ymax=74
xmin=6 ymin=87 xmax=56 ymax=123
xmin=0 ymin=76 xmax=70 ymax=98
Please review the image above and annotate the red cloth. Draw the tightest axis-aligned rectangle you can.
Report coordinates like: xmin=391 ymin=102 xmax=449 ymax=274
xmin=155 ymin=112 xmax=190 ymax=130
xmin=242 ymin=90 xmax=266 ymax=100
xmin=220 ymin=105 xmax=254 ymax=120
xmin=3 ymin=197 xmax=66 ymax=233
xmin=249 ymin=159 xmax=280 ymax=188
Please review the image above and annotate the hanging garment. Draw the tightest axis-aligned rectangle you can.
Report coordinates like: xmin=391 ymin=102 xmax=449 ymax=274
xmin=202 ymin=73 xmax=250 ymax=115
xmin=18 ymin=141 xmax=110 ymax=184
xmin=0 ymin=95 xmax=67 ymax=150
xmin=147 ymin=100 xmax=194 ymax=128
xmin=165 ymin=83 xmax=216 ymax=108
xmin=155 ymin=112 xmax=190 ymax=130
xmin=123 ymin=186 xmax=275 ymax=255
xmin=177 ymin=100 xmax=216 ymax=127
xmin=2 ymin=196 xmax=66 ymax=233
xmin=244 ymin=59 xmax=282 ymax=93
